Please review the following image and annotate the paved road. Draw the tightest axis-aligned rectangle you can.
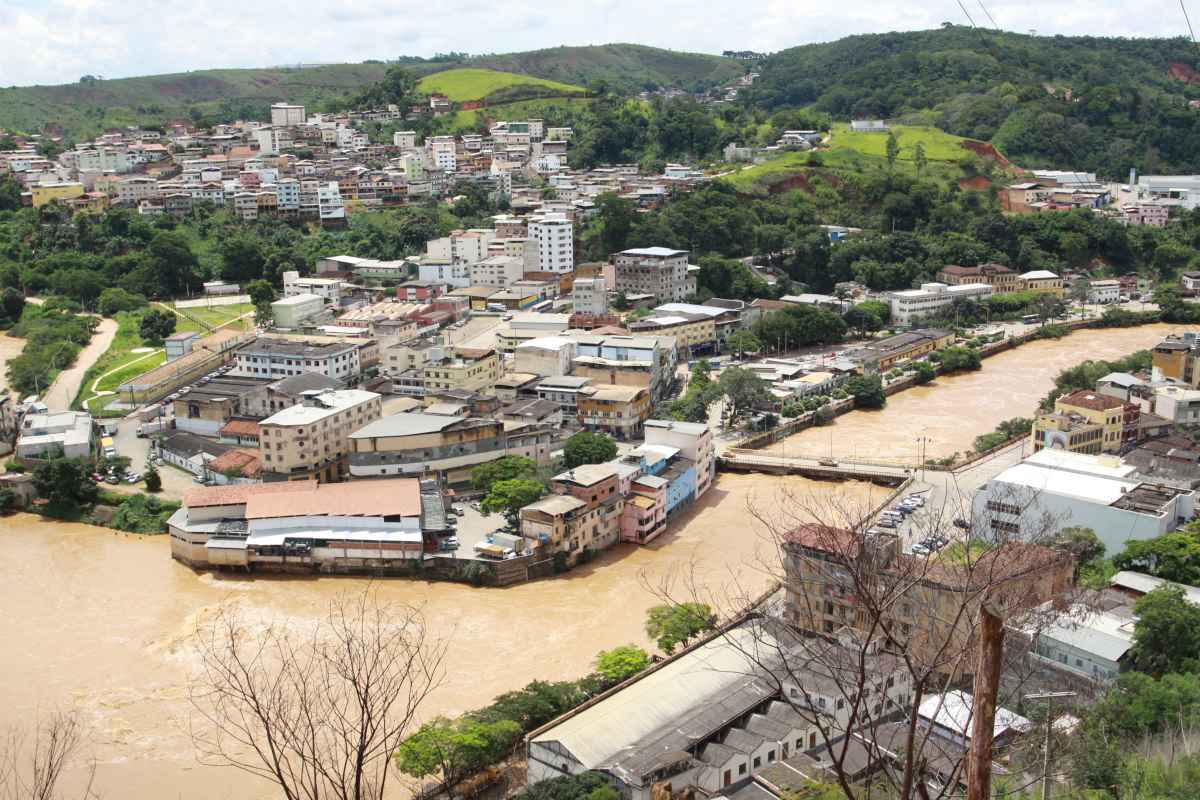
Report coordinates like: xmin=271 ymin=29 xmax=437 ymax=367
xmin=108 ymin=418 xmax=194 ymax=501
xmin=43 ymin=317 xmax=118 ymax=411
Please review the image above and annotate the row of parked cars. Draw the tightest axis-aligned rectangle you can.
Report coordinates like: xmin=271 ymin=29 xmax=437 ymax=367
xmin=162 ymin=363 xmax=236 ymax=404
xmin=870 ymin=493 xmax=926 ymax=532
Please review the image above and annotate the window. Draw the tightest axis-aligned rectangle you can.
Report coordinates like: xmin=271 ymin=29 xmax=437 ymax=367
xmin=738 ymin=764 xmax=746 ymax=776
xmin=767 ymin=750 xmax=776 ymax=763
xmin=752 ymin=756 xmax=761 ymax=769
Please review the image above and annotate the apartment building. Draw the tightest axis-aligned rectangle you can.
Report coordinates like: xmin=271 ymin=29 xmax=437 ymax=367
xmin=426 ymin=136 xmax=456 ymax=171
xmin=515 ymin=336 xmax=577 ymax=377
xmin=887 ymin=282 xmax=994 ymax=325
xmin=626 ymin=312 xmax=715 ymax=352
xmin=258 ymin=389 xmax=382 ymax=482
xmin=421 ymin=347 xmax=502 ymax=393
xmin=271 ymin=294 xmax=325 ymax=328
xmin=417 ymin=260 xmax=471 ymax=288
xmin=576 ymin=384 xmax=650 ymax=439
xmin=614 ymin=247 xmax=696 ymax=302
xmin=349 ymin=412 xmax=508 ymax=485
xmin=270 ymin=103 xmax=306 ymax=126
xmin=528 ymin=212 xmax=574 ymax=273
xmin=30 ymin=182 xmax=84 ymax=207
xmin=570 ymin=334 xmax=678 ymax=403
xmin=526 ymin=463 xmax=625 ymax=555
xmin=232 ymin=338 xmax=363 ymax=383
xmin=1036 ymin=389 xmax=1131 ymax=453
xmin=644 ymin=419 xmax=715 ymax=500
xmin=1088 ymin=279 xmax=1122 ymax=304
xmin=426 ymin=229 xmax=495 ymax=264
xmin=935 ymin=263 xmax=1021 ymax=292
xmin=116 ymin=176 xmax=160 ymax=205
xmin=282 ymin=271 xmax=349 ymax=305
xmin=572 ymin=276 xmax=608 ymax=315
xmin=470 ymin=255 xmax=524 ymax=288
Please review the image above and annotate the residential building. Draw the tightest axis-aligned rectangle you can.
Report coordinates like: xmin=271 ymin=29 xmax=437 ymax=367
xmin=887 ymin=283 xmax=994 ymax=326
xmin=935 ymin=263 xmax=1021 ymax=292
xmin=1153 ymin=384 xmax=1200 ymax=424
xmin=1182 ymin=272 xmax=1200 ymax=293
xmin=572 ymin=276 xmax=608 ymax=315
xmin=1026 ymin=601 xmax=1134 ymax=683
xmin=271 ymin=294 xmax=325 ymax=328
xmin=258 ymin=388 xmax=382 ymax=483
xmin=243 ymin=372 xmax=345 ymax=418
xmin=515 ymin=336 xmax=577 ymax=377
xmin=570 ymin=334 xmax=679 ymax=403
xmin=426 ymin=229 xmax=494 ymax=265
xmin=855 ymin=329 xmax=953 ymax=373
xmin=30 ymin=181 xmax=84 ymax=207
xmin=1029 ymin=412 xmax=1105 ymax=455
xmin=282 ymin=271 xmax=349 ymax=305
xmin=16 ymin=411 xmax=93 ymax=459
xmin=1151 ymin=333 xmax=1200 ymax=385
xmin=916 ymin=691 xmax=1031 ymax=750
xmin=576 ymin=384 xmax=650 ymax=439
xmin=383 ymin=338 xmax=445 ymax=381
xmin=270 ymin=103 xmax=306 ymax=126
xmin=233 ymin=338 xmax=363 ymax=383
xmin=971 ymin=448 xmax=1196 ymax=554
xmin=537 ymin=375 xmax=593 ymax=412
xmin=173 ymin=376 xmax=272 ymax=436
xmin=528 ymin=213 xmax=574 ymax=273
xmin=421 ymin=347 xmax=502 ymax=393
xmin=1020 ymin=270 xmax=1065 ymax=296
xmin=349 ymin=412 xmax=514 ymax=485
xmin=167 ymin=479 xmax=436 ymax=572
xmin=529 ymin=463 xmax=624 ymax=555
xmin=470 ymin=255 xmax=524 ymax=288
xmin=627 ymin=312 xmax=715 ymax=352
xmin=784 ymin=524 xmax=1073 ymax=679
xmin=645 ymin=419 xmax=715 ymax=498
xmin=614 ymin=247 xmax=696 ymax=302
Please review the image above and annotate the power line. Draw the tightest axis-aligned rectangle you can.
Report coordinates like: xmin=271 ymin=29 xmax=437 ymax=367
xmin=1183 ymin=0 xmax=1198 ymax=44
xmin=956 ymin=0 xmax=979 ymax=28
xmin=976 ymin=0 xmax=1000 ymax=29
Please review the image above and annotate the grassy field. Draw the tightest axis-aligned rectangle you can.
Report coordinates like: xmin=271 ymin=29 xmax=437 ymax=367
xmin=446 ymin=97 xmax=593 ymax=133
xmin=72 ymin=311 xmax=164 ymax=415
xmin=417 ymin=68 xmax=584 ymax=102
xmin=720 ymin=123 xmax=987 ymax=195
xmin=827 ymin=122 xmax=974 ymax=162
xmin=169 ymin=302 xmax=255 ymax=334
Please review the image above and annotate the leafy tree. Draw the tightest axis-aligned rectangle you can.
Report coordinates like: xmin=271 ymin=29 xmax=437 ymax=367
xmin=144 ymin=466 xmax=162 ymax=493
xmin=727 ymin=330 xmax=762 ymax=358
xmin=110 ymin=493 xmax=172 ymax=533
xmin=0 ymin=287 xmax=24 ymax=324
xmin=594 ymin=193 xmax=636 ymax=256
xmin=845 ymin=374 xmax=886 ymax=409
xmin=473 ymin=680 xmax=587 ymax=733
xmin=563 ymin=431 xmax=617 ymax=469
xmin=516 ymin=772 xmax=616 ymax=800
xmin=353 ymin=65 xmax=419 ymax=110
xmin=1129 ymin=585 xmax=1200 ymax=675
xmin=395 ymin=717 xmax=521 ymax=791
xmin=245 ymin=278 xmax=277 ymax=323
xmin=938 ymin=346 xmax=982 ymax=373
xmin=1055 ymin=526 xmax=1105 ymax=573
xmin=644 ymin=603 xmax=717 ymax=654
xmin=479 ymin=479 xmax=546 ymax=527
xmin=593 ymin=645 xmax=651 ymax=684
xmin=716 ymin=367 xmax=771 ymax=418
xmin=911 ymin=361 xmax=936 ymax=384
xmin=219 ymin=234 xmax=268 ymax=283
xmin=32 ymin=452 xmax=98 ymax=510
xmin=1112 ymin=527 xmax=1200 ymax=585
xmin=843 ymin=305 xmax=883 ymax=337
xmin=98 ymin=287 xmax=146 ymax=315
xmin=885 ymin=131 xmax=899 ymax=169
xmin=913 ymin=141 xmax=927 ymax=176
xmin=0 ymin=176 xmax=21 ymax=212
xmin=471 ymin=456 xmax=538 ymax=494
xmin=138 ymin=309 xmax=177 ymax=344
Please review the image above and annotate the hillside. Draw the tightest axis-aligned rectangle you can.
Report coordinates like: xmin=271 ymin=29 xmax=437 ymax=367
xmin=744 ymin=27 xmax=1200 ymax=177
xmin=0 ymin=44 xmax=739 ymax=138
xmin=415 ymin=68 xmax=585 ymax=102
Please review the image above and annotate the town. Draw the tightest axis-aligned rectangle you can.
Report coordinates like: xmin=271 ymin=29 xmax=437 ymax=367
xmin=6 ymin=23 xmax=1200 ymax=800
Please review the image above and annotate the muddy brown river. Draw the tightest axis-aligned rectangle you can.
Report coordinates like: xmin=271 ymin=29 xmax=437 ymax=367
xmin=0 ymin=323 xmax=1180 ymax=799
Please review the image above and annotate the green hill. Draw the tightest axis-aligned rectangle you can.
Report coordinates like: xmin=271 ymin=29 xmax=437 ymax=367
xmin=0 ymin=44 xmax=739 ymax=138
xmin=416 ymin=68 xmax=585 ymax=102
xmin=743 ymin=26 xmax=1200 ymax=177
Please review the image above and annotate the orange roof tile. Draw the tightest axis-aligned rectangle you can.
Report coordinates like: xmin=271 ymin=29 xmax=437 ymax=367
xmin=219 ymin=418 xmax=261 ymax=437
xmin=184 ymin=480 xmax=315 ymax=508
xmin=244 ymin=478 xmax=422 ymax=520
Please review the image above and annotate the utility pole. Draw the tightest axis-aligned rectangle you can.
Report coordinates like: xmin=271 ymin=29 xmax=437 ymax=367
xmin=1025 ymin=691 xmax=1076 ymax=800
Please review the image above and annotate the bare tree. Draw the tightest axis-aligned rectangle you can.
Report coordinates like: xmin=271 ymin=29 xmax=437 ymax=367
xmin=649 ymin=474 xmax=1087 ymax=800
xmin=0 ymin=712 xmax=96 ymax=800
xmin=189 ymin=589 xmax=446 ymax=800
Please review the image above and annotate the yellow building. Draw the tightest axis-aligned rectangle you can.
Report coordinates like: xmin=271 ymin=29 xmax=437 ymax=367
xmin=627 ymin=313 xmax=715 ymax=351
xmin=1047 ymin=389 xmax=1126 ymax=452
xmin=576 ymin=384 xmax=650 ymax=440
xmin=1029 ymin=412 xmax=1104 ymax=454
xmin=30 ymin=182 xmax=84 ymax=208
xmin=258 ymin=389 xmax=382 ymax=483
xmin=1152 ymin=337 xmax=1197 ymax=386
xmin=421 ymin=347 xmax=502 ymax=393
xmin=1020 ymin=270 xmax=1065 ymax=297
xmin=858 ymin=328 xmax=954 ymax=372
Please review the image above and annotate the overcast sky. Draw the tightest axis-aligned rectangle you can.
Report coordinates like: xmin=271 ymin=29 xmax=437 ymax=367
xmin=2 ymin=0 xmax=1196 ymax=87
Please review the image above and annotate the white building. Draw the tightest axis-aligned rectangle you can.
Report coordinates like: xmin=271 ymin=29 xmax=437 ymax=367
xmin=470 ymin=255 xmax=524 ymax=288
xmin=271 ymin=294 xmax=325 ymax=328
xmin=572 ymin=276 xmax=608 ymax=315
xmin=282 ymin=271 xmax=348 ymax=305
xmin=393 ymin=131 xmax=417 ymax=149
xmin=515 ymin=336 xmax=577 ymax=377
xmin=417 ymin=260 xmax=471 ymax=289
xmin=1152 ymin=385 xmax=1200 ymax=424
xmin=528 ymin=212 xmax=574 ymax=273
xmin=971 ymin=448 xmax=1196 ymax=555
xmin=1086 ymin=279 xmax=1121 ymax=304
xmin=17 ymin=411 xmax=93 ymax=460
xmin=888 ymin=282 xmax=994 ymax=325
xmin=233 ymin=338 xmax=363 ymax=382
xmin=270 ymin=103 xmax=306 ymax=127
xmin=426 ymin=229 xmax=494 ymax=265
xmin=644 ymin=419 xmax=714 ymax=499
xmin=426 ymin=136 xmax=456 ymax=172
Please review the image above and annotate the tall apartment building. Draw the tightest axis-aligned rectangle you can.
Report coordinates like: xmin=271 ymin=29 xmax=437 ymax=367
xmin=259 ymin=389 xmax=382 ymax=483
xmin=270 ymin=103 xmax=306 ymax=126
xmin=426 ymin=229 xmax=495 ymax=264
xmin=470 ymin=255 xmax=524 ymax=288
xmin=426 ymin=136 xmax=457 ymax=171
xmin=233 ymin=338 xmax=363 ymax=383
xmin=570 ymin=334 xmax=678 ymax=403
xmin=422 ymin=348 xmax=502 ymax=393
xmin=529 ymin=213 xmax=574 ymax=273
xmin=613 ymin=247 xmax=695 ymax=302
xmin=393 ymin=130 xmax=417 ymax=149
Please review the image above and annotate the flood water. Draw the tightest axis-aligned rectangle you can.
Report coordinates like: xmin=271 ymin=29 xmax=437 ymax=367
xmin=0 ymin=322 xmax=1182 ymax=799
xmin=764 ymin=323 xmax=1181 ymax=464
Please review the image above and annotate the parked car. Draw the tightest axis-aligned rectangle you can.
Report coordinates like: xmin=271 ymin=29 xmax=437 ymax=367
xmin=953 ymin=518 xmax=970 ymax=530
xmin=452 ymin=504 xmax=465 ymax=516
xmin=104 ymin=474 xmax=120 ymax=485
xmin=876 ymin=518 xmax=897 ymax=529
xmin=125 ymin=473 xmax=141 ymax=484
xmin=911 ymin=543 xmax=930 ymax=555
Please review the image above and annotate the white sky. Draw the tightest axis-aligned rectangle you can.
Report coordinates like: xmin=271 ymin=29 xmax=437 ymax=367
xmin=1 ymin=0 xmax=1196 ymax=87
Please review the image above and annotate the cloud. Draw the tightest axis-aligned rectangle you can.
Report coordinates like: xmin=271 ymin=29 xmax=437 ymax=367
xmin=0 ymin=0 xmax=1196 ymax=86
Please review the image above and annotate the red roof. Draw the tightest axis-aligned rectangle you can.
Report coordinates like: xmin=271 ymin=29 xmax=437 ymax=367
xmin=219 ymin=418 xmax=260 ymax=438
xmin=245 ymin=478 xmax=423 ymax=519
xmin=208 ymin=449 xmax=260 ymax=477
xmin=1058 ymin=389 xmax=1125 ymax=412
xmin=782 ymin=523 xmax=861 ymax=557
